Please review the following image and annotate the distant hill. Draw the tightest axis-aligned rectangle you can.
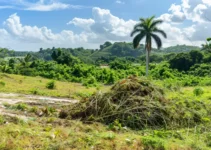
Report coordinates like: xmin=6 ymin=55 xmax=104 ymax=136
xmin=162 ymin=45 xmax=200 ymax=53
xmin=0 ymin=43 xmax=201 ymax=63
xmin=90 ymin=42 xmax=145 ymax=60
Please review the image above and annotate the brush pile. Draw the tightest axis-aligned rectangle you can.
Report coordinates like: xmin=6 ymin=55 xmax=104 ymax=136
xmin=63 ymin=76 xmax=211 ymax=129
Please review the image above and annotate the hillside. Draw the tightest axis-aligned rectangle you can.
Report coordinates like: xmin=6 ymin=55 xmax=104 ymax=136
xmin=162 ymin=45 xmax=200 ymax=53
xmin=1 ymin=43 xmax=201 ymax=64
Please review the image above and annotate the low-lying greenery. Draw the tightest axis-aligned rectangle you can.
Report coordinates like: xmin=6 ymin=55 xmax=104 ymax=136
xmin=0 ymin=74 xmax=211 ymax=149
xmin=2 ymin=48 xmax=211 ymax=88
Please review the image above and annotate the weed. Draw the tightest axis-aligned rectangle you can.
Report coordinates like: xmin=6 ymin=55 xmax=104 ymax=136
xmin=11 ymin=103 xmax=28 ymax=111
xmin=142 ymin=136 xmax=166 ymax=150
xmin=0 ymin=81 xmax=5 ymax=87
xmin=101 ymin=132 xmax=116 ymax=140
xmin=30 ymin=88 xmax=40 ymax=95
xmin=108 ymin=119 xmax=122 ymax=131
xmin=193 ymin=87 xmax=204 ymax=96
xmin=46 ymin=81 xmax=56 ymax=89
xmin=0 ymin=116 xmax=5 ymax=125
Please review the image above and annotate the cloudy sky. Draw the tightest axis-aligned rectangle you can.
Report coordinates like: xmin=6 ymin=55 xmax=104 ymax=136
xmin=0 ymin=0 xmax=211 ymax=51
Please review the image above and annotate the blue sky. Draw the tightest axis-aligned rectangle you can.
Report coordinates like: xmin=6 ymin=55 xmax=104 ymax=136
xmin=0 ymin=0 xmax=211 ymax=51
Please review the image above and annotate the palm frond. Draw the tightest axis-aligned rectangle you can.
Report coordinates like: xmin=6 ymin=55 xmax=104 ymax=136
xmin=151 ymin=34 xmax=162 ymax=49
xmin=150 ymin=20 xmax=163 ymax=29
xmin=131 ymin=29 xmax=145 ymax=37
xmin=133 ymin=32 xmax=146 ymax=49
xmin=148 ymin=16 xmax=155 ymax=23
xmin=139 ymin=18 xmax=146 ymax=22
xmin=134 ymin=23 xmax=146 ymax=30
xmin=153 ymin=28 xmax=167 ymax=38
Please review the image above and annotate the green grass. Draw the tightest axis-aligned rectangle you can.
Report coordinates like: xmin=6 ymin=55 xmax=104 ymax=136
xmin=0 ymin=73 xmax=110 ymax=99
xmin=0 ymin=116 xmax=211 ymax=150
xmin=0 ymin=115 xmax=210 ymax=150
xmin=0 ymin=73 xmax=211 ymax=149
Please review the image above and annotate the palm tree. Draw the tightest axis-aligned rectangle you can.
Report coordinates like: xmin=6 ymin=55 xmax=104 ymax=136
xmin=202 ymin=37 xmax=211 ymax=51
xmin=131 ymin=16 xmax=167 ymax=76
xmin=18 ymin=53 xmax=32 ymax=67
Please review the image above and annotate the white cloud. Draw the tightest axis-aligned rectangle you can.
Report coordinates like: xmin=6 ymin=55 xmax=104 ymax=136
xmin=90 ymin=7 xmax=137 ymax=40
xmin=67 ymin=18 xmax=95 ymax=31
xmin=0 ymin=5 xmax=14 ymax=9
xmin=67 ymin=7 xmax=137 ymax=42
xmin=0 ymin=0 xmax=86 ymax=11
xmin=25 ymin=2 xmax=70 ymax=11
xmin=181 ymin=0 xmax=211 ymax=22
xmin=0 ymin=7 xmax=137 ymax=50
xmin=160 ymin=4 xmax=186 ymax=23
xmin=0 ymin=13 xmax=93 ymax=50
xmin=159 ymin=0 xmax=211 ymax=47
xmin=3 ymin=13 xmax=57 ymax=42
xmin=202 ymin=0 xmax=211 ymax=6
xmin=116 ymin=0 xmax=125 ymax=4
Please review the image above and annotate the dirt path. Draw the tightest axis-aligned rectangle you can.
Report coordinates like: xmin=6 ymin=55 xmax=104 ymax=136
xmin=0 ymin=93 xmax=79 ymax=120
xmin=0 ymin=93 xmax=79 ymax=105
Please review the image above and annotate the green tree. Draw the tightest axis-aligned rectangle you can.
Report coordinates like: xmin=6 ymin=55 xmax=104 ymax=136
xmin=131 ymin=16 xmax=167 ymax=76
xmin=202 ymin=37 xmax=211 ymax=51
xmin=169 ymin=53 xmax=192 ymax=71
xmin=18 ymin=53 xmax=32 ymax=67
xmin=51 ymin=49 xmax=80 ymax=66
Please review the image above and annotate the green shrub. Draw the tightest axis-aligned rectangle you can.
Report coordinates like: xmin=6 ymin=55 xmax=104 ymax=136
xmin=0 ymin=116 xmax=5 ymax=125
xmin=46 ymin=81 xmax=56 ymax=89
xmin=108 ymin=119 xmax=122 ymax=131
xmin=11 ymin=103 xmax=28 ymax=111
xmin=30 ymin=88 xmax=40 ymax=95
xmin=83 ymin=76 xmax=97 ymax=87
xmin=193 ymin=87 xmax=204 ymax=96
xmin=0 ymin=81 xmax=5 ymax=87
xmin=205 ymin=134 xmax=211 ymax=147
xmin=142 ymin=137 xmax=165 ymax=150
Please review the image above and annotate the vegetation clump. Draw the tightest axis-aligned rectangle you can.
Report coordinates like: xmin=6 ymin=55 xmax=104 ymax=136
xmin=64 ymin=77 xmax=166 ymax=129
xmin=46 ymin=80 xmax=56 ymax=89
xmin=193 ymin=87 xmax=204 ymax=96
xmin=64 ymin=76 xmax=211 ymax=130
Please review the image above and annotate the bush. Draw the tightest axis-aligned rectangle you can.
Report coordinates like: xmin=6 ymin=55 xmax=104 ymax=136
xmin=83 ymin=76 xmax=97 ymax=87
xmin=46 ymin=81 xmax=56 ymax=89
xmin=193 ymin=87 xmax=204 ymax=96
xmin=0 ymin=81 xmax=5 ymax=87
xmin=142 ymin=137 xmax=165 ymax=150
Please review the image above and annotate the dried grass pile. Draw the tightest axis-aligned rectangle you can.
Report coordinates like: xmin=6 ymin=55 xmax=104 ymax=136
xmin=63 ymin=76 xmax=211 ymax=129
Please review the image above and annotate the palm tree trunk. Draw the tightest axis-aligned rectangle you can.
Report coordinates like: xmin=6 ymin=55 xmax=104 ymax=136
xmin=146 ymin=49 xmax=149 ymax=77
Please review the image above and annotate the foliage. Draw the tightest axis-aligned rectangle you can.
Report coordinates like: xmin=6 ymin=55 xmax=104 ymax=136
xmin=193 ymin=87 xmax=204 ymax=96
xmin=46 ymin=81 xmax=56 ymax=89
xmin=131 ymin=16 xmax=167 ymax=76
xmin=163 ymin=45 xmax=200 ymax=53
xmin=202 ymin=37 xmax=211 ymax=51
xmin=83 ymin=76 xmax=97 ymax=87
xmin=169 ymin=50 xmax=203 ymax=71
xmin=109 ymin=58 xmax=131 ymax=70
xmin=51 ymin=48 xmax=81 ymax=66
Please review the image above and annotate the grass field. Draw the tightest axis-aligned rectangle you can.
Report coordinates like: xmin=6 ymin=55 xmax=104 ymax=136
xmin=0 ymin=73 xmax=211 ymax=149
xmin=0 ymin=73 xmax=110 ymax=99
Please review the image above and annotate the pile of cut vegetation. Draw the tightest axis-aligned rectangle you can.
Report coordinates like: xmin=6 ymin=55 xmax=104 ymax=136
xmin=61 ymin=76 xmax=211 ymax=130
